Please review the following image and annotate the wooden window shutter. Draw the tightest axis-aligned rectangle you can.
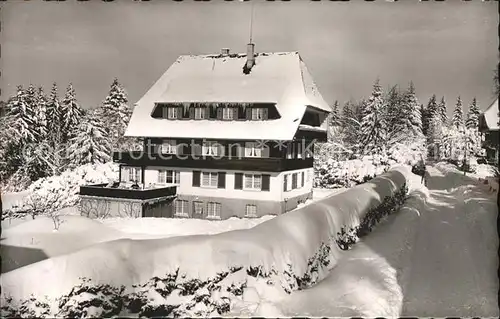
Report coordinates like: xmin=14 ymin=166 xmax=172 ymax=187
xmin=192 ymin=171 xmax=201 ymax=187
xmin=177 ymin=106 xmax=184 ymax=119
xmin=301 ymin=172 xmax=305 ymax=187
xmin=263 ymin=108 xmax=268 ymax=120
xmin=283 ymin=175 xmax=288 ymax=192
xmin=261 ymin=174 xmax=270 ymax=191
xmin=234 ymin=173 xmax=243 ymax=189
xmin=233 ymin=107 xmax=238 ymax=120
xmin=189 ymin=107 xmax=195 ymax=119
xmin=217 ymin=107 xmax=223 ymax=120
xmin=246 ymin=108 xmax=251 ymax=120
xmin=218 ymin=172 xmax=226 ymax=189
xmin=230 ymin=143 xmax=239 ymax=157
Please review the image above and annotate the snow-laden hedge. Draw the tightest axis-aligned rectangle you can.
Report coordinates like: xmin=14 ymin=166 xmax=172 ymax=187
xmin=2 ymin=162 xmax=118 ymax=219
xmin=1 ymin=166 xmax=410 ymax=317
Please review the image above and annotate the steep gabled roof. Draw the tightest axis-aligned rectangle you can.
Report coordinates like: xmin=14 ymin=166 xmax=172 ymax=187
xmin=125 ymin=51 xmax=331 ymax=140
xmin=479 ymin=98 xmax=499 ymax=131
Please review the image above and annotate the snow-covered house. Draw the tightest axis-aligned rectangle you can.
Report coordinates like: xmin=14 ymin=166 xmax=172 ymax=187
xmin=80 ymin=44 xmax=331 ymax=219
xmin=479 ymin=98 xmax=499 ymax=163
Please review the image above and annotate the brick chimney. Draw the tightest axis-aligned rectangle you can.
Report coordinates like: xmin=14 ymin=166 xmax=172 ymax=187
xmin=246 ymin=43 xmax=255 ymax=69
xmin=221 ymin=48 xmax=230 ymax=56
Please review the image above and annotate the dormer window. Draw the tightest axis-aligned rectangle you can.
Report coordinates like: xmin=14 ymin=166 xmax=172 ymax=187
xmin=222 ymin=107 xmax=235 ymax=120
xmin=251 ymin=108 xmax=268 ymax=120
xmin=194 ymin=107 xmax=207 ymax=120
xmin=163 ymin=106 xmax=179 ymax=119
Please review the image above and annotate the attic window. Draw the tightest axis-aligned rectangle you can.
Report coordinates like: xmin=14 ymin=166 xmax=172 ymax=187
xmin=163 ymin=107 xmax=179 ymax=119
xmin=251 ymin=108 xmax=267 ymax=120
xmin=194 ymin=107 xmax=207 ymax=120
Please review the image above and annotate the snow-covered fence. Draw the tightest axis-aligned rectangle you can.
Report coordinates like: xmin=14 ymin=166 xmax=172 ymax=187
xmin=2 ymin=166 xmax=410 ymax=317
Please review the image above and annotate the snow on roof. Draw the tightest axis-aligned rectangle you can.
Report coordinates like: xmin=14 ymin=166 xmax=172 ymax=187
xmin=125 ymin=51 xmax=331 ymax=140
xmin=481 ymin=99 xmax=499 ymax=131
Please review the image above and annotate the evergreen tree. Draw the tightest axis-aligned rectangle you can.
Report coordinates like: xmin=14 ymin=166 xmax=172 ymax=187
xmin=465 ymin=97 xmax=480 ymax=130
xmin=46 ymin=83 xmax=63 ymax=141
xmin=330 ymin=100 xmax=340 ymax=127
xmin=341 ymin=101 xmax=354 ymax=129
xmin=6 ymin=85 xmax=36 ymax=144
xmin=426 ymin=94 xmax=438 ymax=119
xmin=437 ymin=96 xmax=447 ymax=126
xmin=34 ymin=86 xmax=48 ymax=141
xmin=101 ymin=78 xmax=131 ymax=150
xmin=360 ymin=79 xmax=387 ymax=155
xmin=67 ymin=114 xmax=111 ymax=167
xmin=61 ymin=83 xmax=84 ymax=143
xmin=451 ymin=96 xmax=464 ymax=130
xmin=403 ymin=81 xmax=422 ymax=138
xmin=385 ymin=85 xmax=401 ymax=130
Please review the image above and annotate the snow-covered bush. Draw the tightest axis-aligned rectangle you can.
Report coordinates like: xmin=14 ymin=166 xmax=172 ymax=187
xmin=3 ymin=162 xmax=118 ymax=220
xmin=336 ymin=182 xmax=409 ymax=250
xmin=0 ymin=295 xmax=51 ymax=318
xmin=57 ymin=278 xmax=125 ymax=318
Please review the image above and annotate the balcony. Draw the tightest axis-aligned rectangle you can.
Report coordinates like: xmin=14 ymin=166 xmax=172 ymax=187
xmin=79 ymin=183 xmax=177 ymax=200
xmin=112 ymin=152 xmax=314 ymax=172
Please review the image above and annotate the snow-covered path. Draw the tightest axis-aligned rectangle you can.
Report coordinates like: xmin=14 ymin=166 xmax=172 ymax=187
xmin=402 ymin=166 xmax=498 ymax=316
xmin=278 ymin=166 xmax=498 ymax=317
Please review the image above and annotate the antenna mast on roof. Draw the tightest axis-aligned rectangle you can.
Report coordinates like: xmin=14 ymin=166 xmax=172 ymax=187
xmin=249 ymin=0 xmax=254 ymax=44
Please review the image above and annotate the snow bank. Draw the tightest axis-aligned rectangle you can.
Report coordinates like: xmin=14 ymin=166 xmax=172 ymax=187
xmin=2 ymin=166 xmax=410 ymax=312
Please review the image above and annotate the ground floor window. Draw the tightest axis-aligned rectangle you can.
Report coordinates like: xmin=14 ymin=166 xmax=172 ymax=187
xmin=175 ymin=200 xmax=189 ymax=217
xmin=245 ymin=204 xmax=257 ymax=217
xmin=193 ymin=201 xmax=204 ymax=215
xmin=207 ymin=202 xmax=221 ymax=218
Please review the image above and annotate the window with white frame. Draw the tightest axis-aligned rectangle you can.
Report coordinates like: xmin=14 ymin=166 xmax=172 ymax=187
xmin=158 ymin=170 xmax=180 ymax=184
xmin=251 ymin=108 xmax=266 ymax=120
xmin=127 ymin=167 xmax=141 ymax=183
xmin=245 ymin=204 xmax=257 ymax=217
xmin=175 ymin=200 xmax=189 ymax=217
xmin=244 ymin=174 xmax=262 ymax=190
xmin=244 ymin=142 xmax=262 ymax=157
xmin=163 ymin=107 xmax=179 ymax=119
xmin=194 ymin=107 xmax=206 ymax=120
xmin=161 ymin=140 xmax=177 ymax=154
xmin=201 ymin=171 xmax=218 ymax=187
xmin=207 ymin=202 xmax=221 ymax=218
xmin=297 ymin=141 xmax=303 ymax=159
xmin=202 ymin=141 xmax=221 ymax=156
xmin=222 ymin=107 xmax=234 ymax=120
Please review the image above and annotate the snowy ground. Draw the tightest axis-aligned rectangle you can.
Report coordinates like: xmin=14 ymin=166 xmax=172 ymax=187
xmin=278 ymin=165 xmax=498 ymax=317
xmin=1 ymin=187 xmax=344 ymax=273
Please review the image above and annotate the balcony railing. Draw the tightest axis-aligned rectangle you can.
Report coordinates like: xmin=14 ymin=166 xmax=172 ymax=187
xmin=80 ymin=183 xmax=177 ymax=200
xmin=112 ymin=152 xmax=313 ymax=172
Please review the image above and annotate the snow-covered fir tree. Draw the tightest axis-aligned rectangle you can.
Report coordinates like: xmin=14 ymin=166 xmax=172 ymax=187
xmin=465 ymin=97 xmax=480 ymax=130
xmin=67 ymin=114 xmax=111 ymax=167
xmin=427 ymin=112 xmax=444 ymax=159
xmin=61 ymin=83 xmax=84 ymax=143
xmin=360 ymin=79 xmax=387 ymax=155
xmin=437 ymin=96 xmax=447 ymax=126
xmin=34 ymin=86 xmax=48 ymax=141
xmin=451 ymin=96 xmax=464 ymax=130
xmin=330 ymin=100 xmax=340 ymax=127
xmin=385 ymin=85 xmax=401 ymax=131
xmin=426 ymin=94 xmax=438 ymax=119
xmin=46 ymin=83 xmax=63 ymax=141
xmin=403 ymin=82 xmax=423 ymax=138
xmin=101 ymin=78 xmax=131 ymax=149
xmin=6 ymin=85 xmax=36 ymax=144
